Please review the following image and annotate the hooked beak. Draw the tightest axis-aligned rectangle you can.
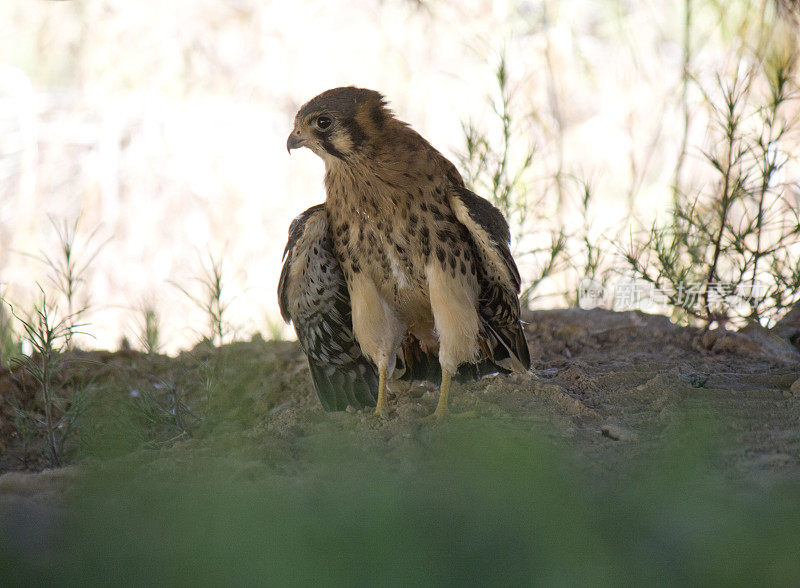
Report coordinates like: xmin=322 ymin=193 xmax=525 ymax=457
xmin=287 ymin=130 xmax=306 ymax=153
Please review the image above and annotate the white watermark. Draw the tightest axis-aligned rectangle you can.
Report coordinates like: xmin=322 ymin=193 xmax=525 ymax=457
xmin=578 ymin=277 xmax=767 ymax=312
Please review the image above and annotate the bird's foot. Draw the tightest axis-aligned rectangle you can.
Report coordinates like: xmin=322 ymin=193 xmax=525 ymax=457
xmin=374 ymin=404 xmax=390 ymax=419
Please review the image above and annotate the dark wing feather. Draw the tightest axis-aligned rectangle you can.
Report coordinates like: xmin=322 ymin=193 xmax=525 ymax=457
xmin=449 ymin=188 xmax=531 ymax=372
xmin=278 ymin=204 xmax=378 ymax=410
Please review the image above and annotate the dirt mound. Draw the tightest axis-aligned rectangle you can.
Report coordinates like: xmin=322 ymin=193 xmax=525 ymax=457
xmin=1 ymin=309 xmax=799 ymax=482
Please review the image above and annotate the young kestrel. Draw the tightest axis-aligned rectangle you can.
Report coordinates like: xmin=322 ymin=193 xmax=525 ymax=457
xmin=279 ymin=87 xmax=530 ymax=418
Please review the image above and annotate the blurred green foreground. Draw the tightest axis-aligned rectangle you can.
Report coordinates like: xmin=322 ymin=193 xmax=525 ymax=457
xmin=2 ymin=416 xmax=799 ymax=587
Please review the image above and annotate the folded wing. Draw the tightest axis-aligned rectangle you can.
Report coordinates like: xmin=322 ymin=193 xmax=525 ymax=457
xmin=278 ymin=204 xmax=379 ymax=410
xmin=448 ymin=188 xmax=531 ymax=372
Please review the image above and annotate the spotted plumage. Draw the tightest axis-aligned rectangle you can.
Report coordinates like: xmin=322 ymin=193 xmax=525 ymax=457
xmin=278 ymin=204 xmax=378 ymax=410
xmin=280 ymin=86 xmax=530 ymax=417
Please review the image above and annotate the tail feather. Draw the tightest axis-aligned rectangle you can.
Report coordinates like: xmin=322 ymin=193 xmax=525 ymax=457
xmin=484 ymin=321 xmax=531 ymax=373
xmin=394 ymin=335 xmax=511 ymax=385
xmin=307 ymin=360 xmax=378 ymax=411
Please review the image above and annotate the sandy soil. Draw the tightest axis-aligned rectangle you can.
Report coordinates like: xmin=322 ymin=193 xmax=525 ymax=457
xmin=1 ymin=308 xmax=799 ymax=501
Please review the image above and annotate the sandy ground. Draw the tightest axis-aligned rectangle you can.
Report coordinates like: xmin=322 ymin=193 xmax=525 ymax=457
xmin=1 ymin=307 xmax=799 ymax=510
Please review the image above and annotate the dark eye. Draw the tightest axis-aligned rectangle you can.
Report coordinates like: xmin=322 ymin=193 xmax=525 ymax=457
xmin=315 ymin=115 xmax=332 ymax=130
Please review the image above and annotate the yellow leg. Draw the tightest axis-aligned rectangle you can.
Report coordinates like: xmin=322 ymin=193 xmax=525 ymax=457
xmin=374 ymin=364 xmax=389 ymax=418
xmin=432 ymin=369 xmax=452 ymax=419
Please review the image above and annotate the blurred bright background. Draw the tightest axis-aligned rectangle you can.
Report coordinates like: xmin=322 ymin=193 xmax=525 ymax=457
xmin=1 ymin=0 xmax=797 ymax=352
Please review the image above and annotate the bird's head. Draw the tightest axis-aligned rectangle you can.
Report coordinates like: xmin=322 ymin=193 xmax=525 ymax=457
xmin=287 ymin=86 xmax=391 ymax=163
